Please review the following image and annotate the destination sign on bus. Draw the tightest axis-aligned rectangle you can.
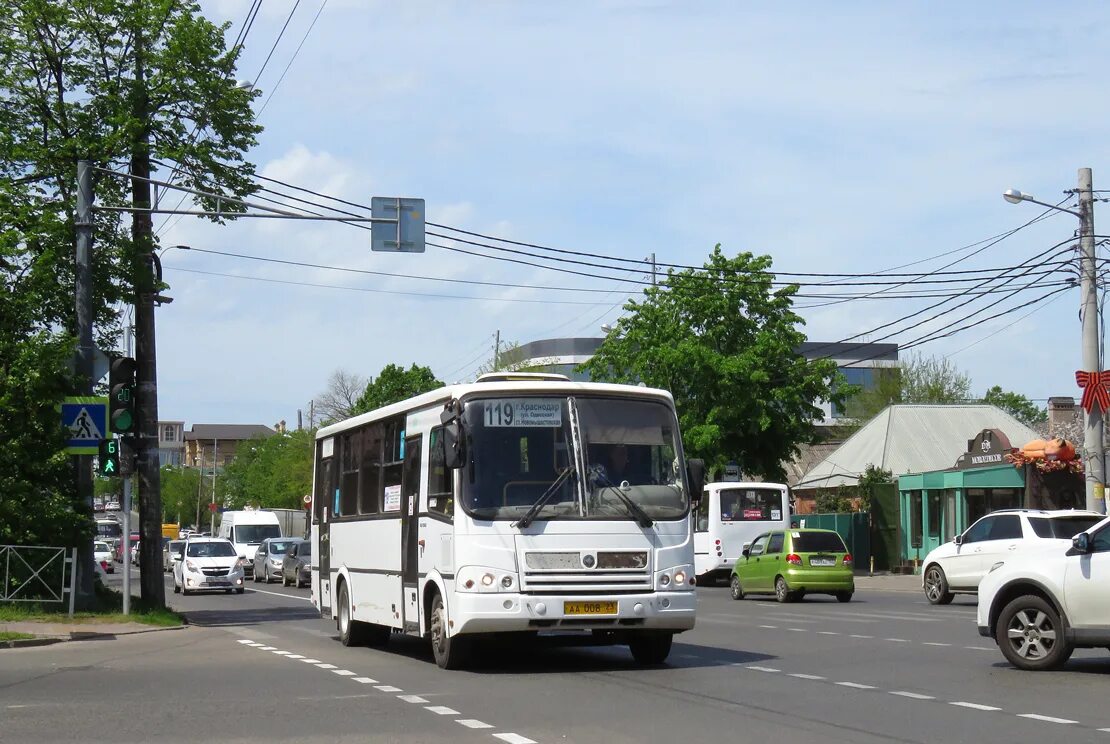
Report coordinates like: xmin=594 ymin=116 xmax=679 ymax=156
xmin=483 ymin=399 xmax=562 ymax=428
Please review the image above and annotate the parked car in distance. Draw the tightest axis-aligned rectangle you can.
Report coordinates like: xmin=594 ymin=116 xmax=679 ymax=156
xmin=253 ymin=538 xmax=299 ymax=584
xmin=281 ymin=540 xmax=311 ymax=588
xmin=164 ymin=540 xmax=185 ymax=572
xmin=172 ymin=538 xmax=246 ymax=595
xmin=977 ymin=515 xmax=1110 ymax=671
xmin=94 ymin=541 xmax=115 ymax=573
xmin=105 ymin=500 xmax=121 ymax=512
xmin=731 ymin=528 xmax=854 ymax=603
xmin=921 ymin=509 xmax=1103 ymax=605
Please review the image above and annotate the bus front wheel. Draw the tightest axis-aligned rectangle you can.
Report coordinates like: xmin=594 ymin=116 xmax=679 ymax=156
xmin=629 ymin=632 xmax=673 ymax=665
xmin=338 ymin=581 xmax=369 ymax=646
xmin=430 ymin=593 xmax=470 ymax=670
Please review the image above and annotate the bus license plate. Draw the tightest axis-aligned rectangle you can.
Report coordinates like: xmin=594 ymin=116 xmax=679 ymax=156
xmin=564 ymin=601 xmax=617 ymax=616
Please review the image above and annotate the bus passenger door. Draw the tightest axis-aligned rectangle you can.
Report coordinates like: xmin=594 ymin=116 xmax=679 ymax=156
xmin=401 ymin=435 xmax=422 ymax=634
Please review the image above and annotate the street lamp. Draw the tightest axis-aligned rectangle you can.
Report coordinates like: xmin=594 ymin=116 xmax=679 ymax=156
xmin=1004 ymin=171 xmax=1105 ymax=513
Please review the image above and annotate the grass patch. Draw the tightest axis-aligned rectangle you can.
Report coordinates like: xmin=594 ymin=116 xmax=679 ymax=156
xmin=0 ymin=583 xmax=183 ymax=627
xmin=0 ymin=631 xmax=36 ymax=641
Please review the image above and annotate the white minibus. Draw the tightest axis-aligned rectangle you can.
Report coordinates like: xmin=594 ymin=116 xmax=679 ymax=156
xmin=694 ymin=481 xmax=790 ymax=583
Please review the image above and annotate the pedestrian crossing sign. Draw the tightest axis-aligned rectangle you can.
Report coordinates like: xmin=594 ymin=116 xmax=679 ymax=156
xmin=61 ymin=396 xmax=109 ymax=454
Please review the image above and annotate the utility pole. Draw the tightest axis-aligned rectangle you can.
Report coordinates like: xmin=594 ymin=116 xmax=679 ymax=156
xmin=209 ymin=438 xmax=218 ymax=534
xmin=129 ymin=21 xmax=165 ymax=606
xmin=1078 ymin=167 xmax=1106 ymax=513
xmin=650 ymin=252 xmax=657 ymax=286
xmin=121 ymin=324 xmax=133 ymax=615
xmin=74 ymin=159 xmax=96 ymax=605
xmin=494 ymin=329 xmax=501 ymax=371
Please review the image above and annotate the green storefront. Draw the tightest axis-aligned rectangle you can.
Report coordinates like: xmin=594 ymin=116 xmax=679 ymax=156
xmin=897 ymin=429 xmax=1025 ymax=568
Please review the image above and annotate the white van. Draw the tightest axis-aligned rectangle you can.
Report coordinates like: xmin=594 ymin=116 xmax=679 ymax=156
xmin=694 ymin=481 xmax=791 ymax=583
xmin=217 ymin=509 xmax=281 ymax=577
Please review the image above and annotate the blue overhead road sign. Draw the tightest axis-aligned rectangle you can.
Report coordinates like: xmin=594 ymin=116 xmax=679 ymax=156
xmin=62 ymin=396 xmax=109 ymax=454
xmin=371 ymin=197 xmax=425 ymax=253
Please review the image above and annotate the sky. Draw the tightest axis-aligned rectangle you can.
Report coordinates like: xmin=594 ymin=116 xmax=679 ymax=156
xmin=153 ymin=0 xmax=1110 ymax=427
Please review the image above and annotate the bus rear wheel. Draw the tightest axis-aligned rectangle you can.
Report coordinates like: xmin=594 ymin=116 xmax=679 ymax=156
xmin=629 ymin=632 xmax=673 ymax=665
xmin=430 ymin=593 xmax=470 ymax=670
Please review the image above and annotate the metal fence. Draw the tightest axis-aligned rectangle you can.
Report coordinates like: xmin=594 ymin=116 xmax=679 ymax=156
xmin=0 ymin=545 xmax=77 ymax=617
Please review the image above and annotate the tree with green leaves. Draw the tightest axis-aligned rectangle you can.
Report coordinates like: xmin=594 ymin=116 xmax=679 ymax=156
xmin=353 ymin=363 xmax=444 ymax=415
xmin=581 ymin=245 xmax=847 ymax=480
xmin=0 ymin=0 xmax=260 ymax=606
xmin=160 ymin=465 xmax=202 ymax=527
xmin=982 ymin=385 xmax=1046 ymax=427
xmin=220 ymin=430 xmax=315 ymax=512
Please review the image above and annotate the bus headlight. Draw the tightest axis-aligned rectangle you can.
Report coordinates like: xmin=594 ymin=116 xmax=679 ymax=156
xmin=457 ymin=566 xmax=519 ymax=593
xmin=656 ymin=565 xmax=694 ymax=592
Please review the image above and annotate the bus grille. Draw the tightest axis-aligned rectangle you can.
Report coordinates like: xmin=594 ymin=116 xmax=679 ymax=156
xmin=522 ymin=551 xmax=651 ymax=593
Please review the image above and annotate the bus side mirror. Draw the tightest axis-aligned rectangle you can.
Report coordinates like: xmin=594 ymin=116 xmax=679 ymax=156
xmin=442 ymin=420 xmax=466 ymax=470
xmin=686 ymin=458 xmax=705 ymax=502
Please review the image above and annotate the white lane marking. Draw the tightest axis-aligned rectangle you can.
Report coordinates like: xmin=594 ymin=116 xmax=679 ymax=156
xmin=332 ymin=669 xmax=356 ymax=676
xmin=258 ymin=646 xmax=277 ymax=651
xmin=398 ymin=695 xmax=428 ymax=703
xmin=272 ymin=650 xmax=292 ymax=655
xmin=786 ymin=628 xmax=807 ymax=632
xmin=817 ymin=631 xmax=840 ymax=636
xmin=493 ymin=735 xmax=536 ymax=744
xmin=245 ymin=587 xmax=313 ymax=602
xmin=286 ymin=654 xmax=305 ymax=659
xmin=315 ymin=663 xmax=338 ymax=670
xmin=963 ymin=646 xmax=994 ymax=651
xmin=352 ymin=677 xmax=378 ymax=684
xmin=836 ymin=682 xmax=875 ymax=689
xmin=849 ymin=634 xmax=873 ymax=639
xmin=425 ymin=705 xmax=460 ymax=715
xmin=1018 ymin=714 xmax=1077 ymax=724
xmin=746 ymin=666 xmax=781 ymax=673
xmin=758 ymin=625 xmax=778 ymax=629
xmin=677 ymin=653 xmax=699 ymax=659
xmin=922 ymin=642 xmax=951 ymax=647
xmin=236 ymin=639 xmax=255 ymax=644
xmin=375 ymin=685 xmax=403 ymax=693
xmin=890 ymin=691 xmax=935 ymax=700
xmin=1098 ymin=727 xmax=1110 ymax=733
xmin=299 ymin=658 xmax=321 ymax=664
xmin=458 ymin=720 xmax=494 ymax=729
xmin=789 ymin=673 xmax=825 ymax=680
xmin=950 ymin=702 xmax=1001 ymax=712
xmin=884 ymin=638 xmax=910 ymax=643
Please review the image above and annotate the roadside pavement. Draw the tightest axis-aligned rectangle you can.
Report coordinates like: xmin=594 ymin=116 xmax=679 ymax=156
xmin=852 ymin=572 xmax=921 ymax=593
xmin=0 ymin=620 xmax=186 ymax=648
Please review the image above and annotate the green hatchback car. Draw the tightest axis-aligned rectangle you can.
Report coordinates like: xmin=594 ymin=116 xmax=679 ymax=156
xmin=730 ymin=528 xmax=854 ymax=603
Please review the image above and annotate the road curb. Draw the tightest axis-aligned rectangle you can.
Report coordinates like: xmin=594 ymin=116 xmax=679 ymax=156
xmin=0 ymin=637 xmax=66 ymax=649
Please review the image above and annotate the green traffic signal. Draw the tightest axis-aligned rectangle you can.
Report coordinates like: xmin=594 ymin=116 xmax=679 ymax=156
xmin=98 ymin=438 xmax=121 ymax=477
xmin=109 ymin=356 xmax=137 ymax=435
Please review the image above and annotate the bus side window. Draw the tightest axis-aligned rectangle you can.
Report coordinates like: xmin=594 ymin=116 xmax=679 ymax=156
xmin=428 ymin=426 xmax=454 ymax=519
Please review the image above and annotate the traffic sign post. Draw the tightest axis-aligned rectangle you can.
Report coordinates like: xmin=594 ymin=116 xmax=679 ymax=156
xmin=62 ymin=396 xmax=109 ymax=454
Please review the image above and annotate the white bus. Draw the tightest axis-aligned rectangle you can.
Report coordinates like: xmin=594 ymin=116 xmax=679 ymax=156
xmin=310 ymin=373 xmax=704 ymax=669
xmin=694 ymin=481 xmax=791 ymax=583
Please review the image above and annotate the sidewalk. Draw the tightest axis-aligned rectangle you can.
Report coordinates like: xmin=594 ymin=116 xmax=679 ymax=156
xmin=853 ymin=573 xmax=921 ymax=593
xmin=0 ymin=620 xmax=186 ymax=648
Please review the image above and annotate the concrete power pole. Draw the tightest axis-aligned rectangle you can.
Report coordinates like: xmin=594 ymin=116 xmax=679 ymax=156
xmin=494 ymin=329 xmax=501 ymax=372
xmin=650 ymin=252 xmax=657 ymax=286
xmin=1078 ymin=167 xmax=1106 ymax=513
xmin=74 ymin=160 xmax=96 ymax=605
xmin=130 ymin=22 xmax=165 ymax=606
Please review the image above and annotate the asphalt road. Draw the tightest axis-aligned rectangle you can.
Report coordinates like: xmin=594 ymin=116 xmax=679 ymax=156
xmin=3 ymin=569 xmax=1110 ymax=743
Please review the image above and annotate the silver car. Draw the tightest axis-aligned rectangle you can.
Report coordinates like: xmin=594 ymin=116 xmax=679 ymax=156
xmin=252 ymin=537 xmax=298 ymax=584
xmin=164 ymin=540 xmax=185 ymax=572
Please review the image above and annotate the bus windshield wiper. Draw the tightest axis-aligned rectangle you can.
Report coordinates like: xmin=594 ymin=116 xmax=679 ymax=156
xmin=514 ymin=466 xmax=576 ymax=529
xmin=592 ymin=471 xmax=654 ymax=528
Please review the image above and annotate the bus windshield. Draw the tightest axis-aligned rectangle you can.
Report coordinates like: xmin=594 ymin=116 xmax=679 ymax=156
xmin=96 ymin=522 xmax=122 ymax=539
xmin=461 ymin=395 xmax=687 ymax=522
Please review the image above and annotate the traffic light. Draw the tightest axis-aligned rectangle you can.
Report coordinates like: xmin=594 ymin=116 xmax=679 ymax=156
xmin=109 ymin=356 xmax=137 ymax=436
xmin=99 ymin=438 xmax=121 ymax=477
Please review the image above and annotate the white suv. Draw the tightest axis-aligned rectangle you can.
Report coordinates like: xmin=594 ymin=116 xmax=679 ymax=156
xmin=977 ymin=515 xmax=1110 ymax=670
xmin=921 ymin=509 xmax=1103 ymax=604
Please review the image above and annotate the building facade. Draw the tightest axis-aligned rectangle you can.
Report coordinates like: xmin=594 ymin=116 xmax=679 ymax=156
xmin=183 ymin=424 xmax=277 ymax=472
xmin=157 ymin=420 xmax=186 ymax=467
